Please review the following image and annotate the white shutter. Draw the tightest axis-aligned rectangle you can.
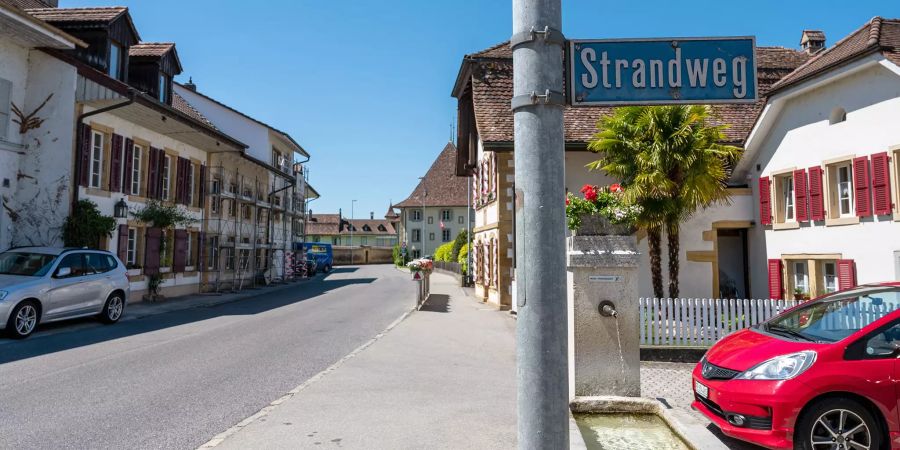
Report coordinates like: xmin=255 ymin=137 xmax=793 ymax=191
xmin=0 ymin=78 xmax=12 ymax=139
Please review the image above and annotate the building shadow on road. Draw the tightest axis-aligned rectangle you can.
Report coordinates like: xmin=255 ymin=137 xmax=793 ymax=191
xmin=419 ymin=294 xmax=450 ymax=313
xmin=326 ymin=267 xmax=359 ymax=274
xmin=0 ymin=276 xmax=379 ymax=365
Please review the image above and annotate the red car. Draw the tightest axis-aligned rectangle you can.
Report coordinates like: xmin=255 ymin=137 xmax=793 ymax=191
xmin=692 ymin=283 xmax=900 ymax=450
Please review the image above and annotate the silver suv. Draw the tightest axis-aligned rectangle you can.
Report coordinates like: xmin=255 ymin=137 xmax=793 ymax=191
xmin=0 ymin=247 xmax=130 ymax=339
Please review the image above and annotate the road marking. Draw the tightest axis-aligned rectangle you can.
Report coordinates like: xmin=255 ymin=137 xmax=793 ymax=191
xmin=196 ymin=305 xmax=417 ymax=449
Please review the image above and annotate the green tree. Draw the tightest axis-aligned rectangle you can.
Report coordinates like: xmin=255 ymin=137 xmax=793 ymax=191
xmin=450 ymin=230 xmax=468 ymax=261
xmin=587 ymin=105 xmax=741 ymax=298
xmin=457 ymin=243 xmax=469 ymax=274
xmin=434 ymin=242 xmax=454 ymax=262
xmin=62 ymin=199 xmax=117 ymax=249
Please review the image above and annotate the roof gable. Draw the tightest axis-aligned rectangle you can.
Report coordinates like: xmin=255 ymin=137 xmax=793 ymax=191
xmin=771 ymin=17 xmax=900 ymax=94
xmin=395 ymin=142 xmax=469 ymax=208
xmin=129 ymin=42 xmax=183 ymax=75
xmin=27 ymin=7 xmax=139 ymax=44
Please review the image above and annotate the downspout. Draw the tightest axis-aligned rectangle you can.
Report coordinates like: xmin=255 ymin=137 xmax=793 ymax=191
xmin=295 ymin=152 xmax=310 ymax=246
xmin=73 ymin=93 xmax=134 ymax=210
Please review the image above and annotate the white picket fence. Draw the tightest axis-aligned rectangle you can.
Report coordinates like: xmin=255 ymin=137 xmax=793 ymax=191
xmin=639 ymin=297 xmax=799 ymax=347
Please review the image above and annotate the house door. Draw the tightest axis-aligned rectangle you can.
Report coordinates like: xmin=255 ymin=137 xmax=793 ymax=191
xmin=717 ymin=229 xmax=749 ymax=299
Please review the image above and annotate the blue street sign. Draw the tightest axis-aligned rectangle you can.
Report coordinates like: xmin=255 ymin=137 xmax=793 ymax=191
xmin=568 ymin=37 xmax=757 ymax=105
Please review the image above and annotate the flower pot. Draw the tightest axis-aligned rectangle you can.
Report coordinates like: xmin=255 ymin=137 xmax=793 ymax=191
xmin=575 ymin=215 xmax=636 ymax=236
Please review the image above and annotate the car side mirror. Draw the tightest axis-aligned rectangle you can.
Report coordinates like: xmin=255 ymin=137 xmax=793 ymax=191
xmin=55 ymin=267 xmax=72 ymax=278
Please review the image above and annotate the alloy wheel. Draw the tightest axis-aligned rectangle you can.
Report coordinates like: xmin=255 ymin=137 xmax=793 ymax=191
xmin=107 ymin=296 xmax=124 ymax=321
xmin=15 ymin=305 xmax=37 ymax=335
xmin=810 ymin=409 xmax=871 ymax=450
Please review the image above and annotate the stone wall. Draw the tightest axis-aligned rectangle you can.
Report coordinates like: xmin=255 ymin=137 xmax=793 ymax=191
xmin=333 ymin=246 xmax=393 ymax=265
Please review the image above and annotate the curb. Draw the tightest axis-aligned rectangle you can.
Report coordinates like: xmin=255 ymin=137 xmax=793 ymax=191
xmin=196 ymin=304 xmax=418 ymax=449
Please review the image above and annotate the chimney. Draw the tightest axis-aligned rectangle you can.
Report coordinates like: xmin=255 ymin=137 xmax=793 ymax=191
xmin=370 ymin=212 xmax=374 ymax=220
xmin=800 ymin=30 xmax=826 ymax=55
xmin=183 ymin=77 xmax=197 ymax=91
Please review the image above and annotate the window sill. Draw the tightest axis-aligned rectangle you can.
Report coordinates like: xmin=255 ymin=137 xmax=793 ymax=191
xmin=84 ymin=187 xmax=111 ymax=198
xmin=772 ymin=221 xmax=800 ymax=230
xmin=825 ymin=216 xmax=860 ymax=227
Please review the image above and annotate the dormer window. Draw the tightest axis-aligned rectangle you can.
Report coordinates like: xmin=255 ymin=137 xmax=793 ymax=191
xmin=109 ymin=42 xmax=123 ymax=80
xmin=158 ymin=73 xmax=169 ymax=103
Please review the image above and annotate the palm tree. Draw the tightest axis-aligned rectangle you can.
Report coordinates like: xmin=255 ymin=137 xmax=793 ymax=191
xmin=587 ymin=105 xmax=742 ymax=298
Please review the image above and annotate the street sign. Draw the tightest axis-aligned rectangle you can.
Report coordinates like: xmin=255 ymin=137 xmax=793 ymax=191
xmin=568 ymin=37 xmax=757 ymax=105
xmin=412 ymin=271 xmax=422 ymax=281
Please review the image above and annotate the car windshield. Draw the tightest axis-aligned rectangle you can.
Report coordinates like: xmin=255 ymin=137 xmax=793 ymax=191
xmin=765 ymin=286 xmax=900 ymax=343
xmin=0 ymin=251 xmax=57 ymax=277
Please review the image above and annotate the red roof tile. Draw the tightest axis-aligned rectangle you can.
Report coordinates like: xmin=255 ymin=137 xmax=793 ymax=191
xmin=307 ymin=214 xmax=397 ymax=236
xmin=395 ymin=143 xmax=470 ymax=208
xmin=772 ymin=17 xmax=900 ymax=93
xmin=172 ymin=92 xmax=218 ymax=130
xmin=129 ymin=42 xmax=174 ymax=57
xmin=26 ymin=6 xmax=127 ymax=22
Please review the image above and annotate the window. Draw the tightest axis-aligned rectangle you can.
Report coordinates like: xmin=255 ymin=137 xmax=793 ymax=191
xmin=429 ymin=232 xmax=435 ymax=241
xmin=0 ymin=78 xmax=12 ymax=138
xmin=411 ymin=249 xmax=421 ymax=259
xmin=131 ymin=144 xmax=142 ymax=195
xmin=228 ymin=199 xmax=236 ymax=217
xmin=186 ymin=233 xmax=194 ymax=267
xmin=211 ymin=178 xmax=221 ymax=194
xmin=211 ymin=198 xmax=220 ymax=214
xmin=427 ymin=216 xmax=434 ymax=224
xmin=361 ymin=236 xmax=368 ymax=245
xmin=411 ymin=210 xmax=422 ymax=221
xmin=0 ymin=251 xmax=56 ymax=276
xmin=411 ymin=229 xmax=421 ymax=242
xmin=332 ymin=237 xmax=340 ymax=245
xmin=442 ymin=229 xmax=451 ymax=242
xmin=186 ymin=164 xmax=195 ymax=206
xmin=158 ymin=73 xmax=169 ymax=103
xmin=85 ymin=253 xmax=114 ymax=274
xmin=208 ymin=236 xmax=219 ymax=270
xmin=55 ymin=253 xmax=86 ymax=278
xmin=836 ymin=164 xmax=853 ymax=217
xmin=822 ymin=261 xmax=838 ymax=294
xmin=441 ymin=210 xmax=452 ymax=221
xmin=458 ymin=216 xmax=464 ymax=224
xmin=273 ymin=149 xmax=284 ymax=171
xmin=108 ymin=42 xmax=122 ymax=79
xmin=161 ymin=155 xmax=171 ymax=200
xmin=126 ymin=228 xmax=137 ymax=266
xmin=242 ymin=205 xmax=252 ymax=220
xmin=782 ymin=176 xmax=794 ymax=222
xmin=90 ymin=131 xmax=104 ymax=188
xmin=224 ymin=247 xmax=235 ymax=270
xmin=792 ymin=261 xmax=809 ymax=297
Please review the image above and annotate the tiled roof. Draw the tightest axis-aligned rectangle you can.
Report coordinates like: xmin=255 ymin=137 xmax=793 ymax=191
xmin=772 ymin=17 xmax=900 ymax=93
xmin=129 ymin=42 xmax=174 ymax=57
xmin=26 ymin=6 xmax=126 ymax=22
xmin=3 ymin=0 xmax=54 ymax=9
xmin=172 ymin=92 xmax=218 ymax=130
xmin=801 ymin=30 xmax=826 ymax=42
xmin=384 ymin=204 xmax=399 ymax=219
xmin=307 ymin=215 xmax=397 ymax=236
xmin=464 ymin=42 xmax=809 ymax=145
xmin=395 ymin=143 xmax=470 ymax=208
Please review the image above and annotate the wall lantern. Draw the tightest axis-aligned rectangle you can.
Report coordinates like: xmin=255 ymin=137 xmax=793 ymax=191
xmin=114 ymin=198 xmax=129 ymax=219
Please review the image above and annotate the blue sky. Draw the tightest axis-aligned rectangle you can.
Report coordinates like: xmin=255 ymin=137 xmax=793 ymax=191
xmin=61 ymin=0 xmax=900 ymax=219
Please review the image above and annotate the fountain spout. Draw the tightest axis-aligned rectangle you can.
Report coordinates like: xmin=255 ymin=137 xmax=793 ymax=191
xmin=598 ymin=300 xmax=618 ymax=318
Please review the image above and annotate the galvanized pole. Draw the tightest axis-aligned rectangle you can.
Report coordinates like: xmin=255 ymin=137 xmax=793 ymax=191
xmin=512 ymin=0 xmax=568 ymax=448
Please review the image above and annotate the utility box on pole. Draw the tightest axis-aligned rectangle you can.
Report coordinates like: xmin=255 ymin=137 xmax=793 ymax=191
xmin=512 ymin=0 xmax=568 ymax=448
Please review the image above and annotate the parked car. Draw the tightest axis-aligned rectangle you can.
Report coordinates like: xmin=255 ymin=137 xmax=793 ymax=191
xmin=296 ymin=243 xmax=332 ymax=274
xmin=0 ymin=247 xmax=129 ymax=339
xmin=692 ymin=282 xmax=900 ymax=450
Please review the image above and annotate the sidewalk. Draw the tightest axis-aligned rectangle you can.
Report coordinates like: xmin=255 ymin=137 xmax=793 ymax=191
xmin=210 ymin=272 xmax=518 ymax=450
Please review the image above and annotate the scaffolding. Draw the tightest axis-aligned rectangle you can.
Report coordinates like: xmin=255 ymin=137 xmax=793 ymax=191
xmin=199 ymin=152 xmax=307 ymax=293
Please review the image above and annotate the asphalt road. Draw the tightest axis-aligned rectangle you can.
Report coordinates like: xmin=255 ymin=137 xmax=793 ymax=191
xmin=0 ymin=265 xmax=414 ymax=450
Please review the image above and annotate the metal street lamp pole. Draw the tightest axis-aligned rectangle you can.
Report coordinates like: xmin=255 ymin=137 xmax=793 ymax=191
xmin=418 ymin=176 xmax=426 ymax=258
xmin=512 ymin=0 xmax=568 ymax=448
xmin=350 ymin=199 xmax=357 ymax=265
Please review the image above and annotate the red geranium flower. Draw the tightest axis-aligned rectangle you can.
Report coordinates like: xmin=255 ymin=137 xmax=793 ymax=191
xmin=610 ymin=183 xmax=622 ymax=193
xmin=565 ymin=197 xmax=570 ymax=205
xmin=584 ymin=188 xmax=598 ymax=202
xmin=580 ymin=184 xmax=593 ymax=194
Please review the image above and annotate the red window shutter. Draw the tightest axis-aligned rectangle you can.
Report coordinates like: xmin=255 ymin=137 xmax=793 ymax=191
xmin=853 ymin=156 xmax=872 ymax=217
xmin=147 ymin=147 xmax=159 ymax=199
xmin=199 ymin=164 xmax=207 ymax=202
xmin=122 ymin=138 xmax=133 ymax=195
xmin=837 ymin=259 xmax=857 ymax=290
xmin=871 ymin=152 xmax=893 ymax=215
xmin=759 ymin=177 xmax=772 ymax=225
xmin=767 ymin=259 xmax=783 ymax=299
xmin=79 ymin=124 xmax=92 ymax=187
xmin=808 ymin=166 xmax=825 ymax=221
xmin=155 ymin=149 xmax=167 ymax=200
xmin=175 ymin=157 xmax=186 ymax=204
xmin=793 ymin=169 xmax=809 ymax=222
xmin=144 ymin=227 xmax=162 ymax=275
xmin=117 ymin=224 xmax=128 ymax=262
xmin=173 ymin=229 xmax=187 ymax=272
xmin=109 ymin=134 xmax=123 ymax=192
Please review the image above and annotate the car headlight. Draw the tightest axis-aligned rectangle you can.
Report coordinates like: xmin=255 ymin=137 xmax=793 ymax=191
xmin=0 ymin=290 xmax=7 ymax=301
xmin=736 ymin=351 xmax=817 ymax=380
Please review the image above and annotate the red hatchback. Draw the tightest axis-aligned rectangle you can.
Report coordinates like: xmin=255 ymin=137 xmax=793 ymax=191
xmin=693 ymin=283 xmax=900 ymax=450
